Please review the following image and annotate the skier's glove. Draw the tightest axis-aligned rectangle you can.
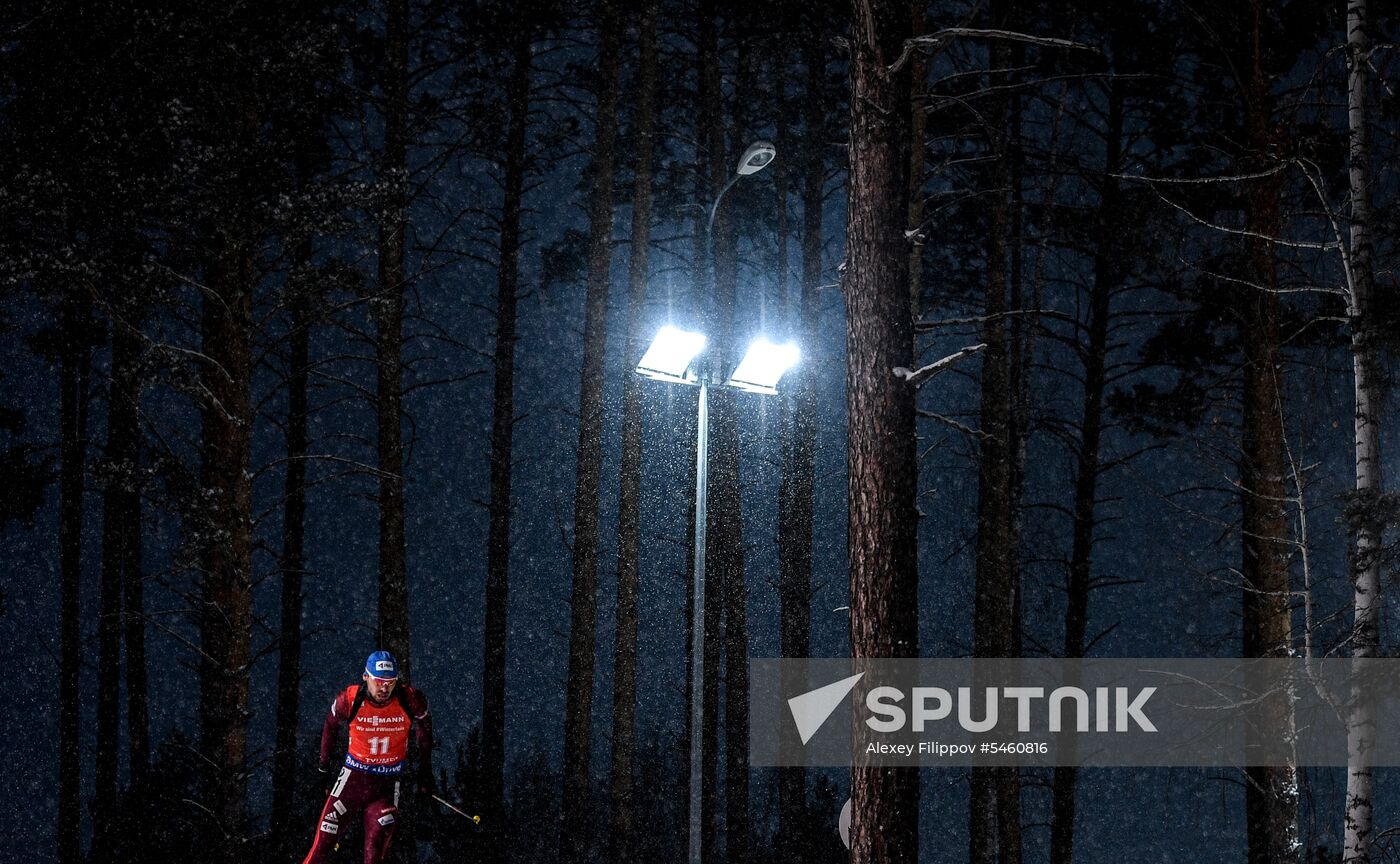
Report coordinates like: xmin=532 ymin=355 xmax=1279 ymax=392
xmin=319 ymin=764 xmax=332 ymax=797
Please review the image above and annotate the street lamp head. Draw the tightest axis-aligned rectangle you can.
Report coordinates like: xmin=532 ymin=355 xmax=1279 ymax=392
xmin=735 ymin=140 xmax=777 ymax=176
xmin=726 ymin=337 xmax=799 ymax=394
xmin=637 ymin=325 xmax=707 ymax=384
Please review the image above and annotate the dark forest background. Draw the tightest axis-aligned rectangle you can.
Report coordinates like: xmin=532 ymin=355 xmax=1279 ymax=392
xmin=1 ymin=0 xmax=1398 ymax=863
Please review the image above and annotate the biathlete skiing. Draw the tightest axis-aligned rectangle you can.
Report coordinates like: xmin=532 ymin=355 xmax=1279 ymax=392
xmin=300 ymin=650 xmax=436 ymax=864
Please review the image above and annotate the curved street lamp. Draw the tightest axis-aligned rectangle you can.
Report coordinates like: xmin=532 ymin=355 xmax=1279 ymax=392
xmin=708 ymin=139 xmax=778 ymax=246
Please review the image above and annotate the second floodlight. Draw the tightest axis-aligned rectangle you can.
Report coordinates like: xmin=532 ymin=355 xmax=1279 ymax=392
xmin=637 ymin=325 xmax=706 ymax=383
xmin=726 ymin=338 xmax=800 ymax=394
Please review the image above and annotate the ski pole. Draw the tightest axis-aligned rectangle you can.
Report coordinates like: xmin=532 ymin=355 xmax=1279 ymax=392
xmin=431 ymin=793 xmax=482 ymax=828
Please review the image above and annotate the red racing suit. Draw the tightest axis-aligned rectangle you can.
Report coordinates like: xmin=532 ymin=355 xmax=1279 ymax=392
xmin=301 ymin=683 xmax=433 ymax=864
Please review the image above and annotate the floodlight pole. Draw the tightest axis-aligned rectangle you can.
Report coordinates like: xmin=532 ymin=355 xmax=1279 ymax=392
xmin=687 ymin=144 xmax=754 ymax=864
xmin=686 ymin=370 xmax=709 ymax=864
xmin=686 ymin=169 xmax=739 ymax=864
xmin=686 ymin=140 xmax=774 ymax=864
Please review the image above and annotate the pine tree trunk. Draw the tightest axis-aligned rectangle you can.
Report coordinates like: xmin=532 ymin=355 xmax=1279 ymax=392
xmin=560 ymin=2 xmax=620 ymax=859
xmin=996 ymin=46 xmax=1028 ymax=864
xmin=1049 ymin=80 xmax=1123 ymax=864
xmin=57 ymin=289 xmax=89 ymax=864
xmin=609 ymin=6 xmax=656 ymax=861
xmin=696 ymin=6 xmax=725 ymax=861
xmin=272 ymin=284 xmax=311 ymax=851
xmin=95 ymin=380 xmax=121 ymax=860
xmin=197 ymin=239 xmax=254 ymax=858
xmin=1343 ymin=1 xmax=1382 ymax=861
xmin=772 ymin=59 xmax=789 ymax=316
xmin=120 ymin=325 xmax=149 ymax=796
xmin=1241 ymin=283 xmax=1298 ymax=864
xmin=482 ymin=23 xmax=530 ymax=864
xmin=970 ymin=15 xmax=1016 ymax=863
xmin=776 ymin=30 xmax=824 ymax=864
xmin=1240 ymin=9 xmax=1299 ymax=859
xmin=375 ymin=0 xmax=411 ymax=675
xmin=719 ymin=43 xmax=754 ymax=864
xmin=95 ymin=525 xmax=121 ymax=856
xmin=96 ymin=304 xmax=141 ymax=859
xmin=906 ymin=2 xmax=927 ymax=342
xmin=847 ymin=3 xmax=920 ymax=864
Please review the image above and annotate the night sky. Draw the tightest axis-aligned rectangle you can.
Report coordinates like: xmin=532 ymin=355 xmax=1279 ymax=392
xmin=2 ymin=1 xmax=1398 ymax=863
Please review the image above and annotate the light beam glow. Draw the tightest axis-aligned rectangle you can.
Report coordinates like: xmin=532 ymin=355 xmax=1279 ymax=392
xmin=726 ymin=338 xmax=799 ymax=394
xmin=637 ymin=325 xmax=706 ymax=383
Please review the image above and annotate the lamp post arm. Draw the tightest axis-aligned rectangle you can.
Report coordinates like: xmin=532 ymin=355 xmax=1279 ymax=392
xmin=708 ymin=172 xmax=742 ymax=241
xmin=703 ymin=171 xmax=742 ymax=380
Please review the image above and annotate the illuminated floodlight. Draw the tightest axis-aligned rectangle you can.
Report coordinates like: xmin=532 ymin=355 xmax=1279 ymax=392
xmin=726 ymin=338 xmax=799 ymax=395
xmin=637 ymin=326 xmax=706 ymax=383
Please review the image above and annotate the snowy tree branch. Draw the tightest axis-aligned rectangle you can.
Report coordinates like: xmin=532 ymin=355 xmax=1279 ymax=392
xmin=890 ymin=29 xmax=1098 ymax=75
xmin=894 ymin=343 xmax=987 ymax=388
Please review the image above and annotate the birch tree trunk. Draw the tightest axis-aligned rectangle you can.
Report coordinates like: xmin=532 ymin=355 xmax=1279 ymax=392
xmin=847 ymin=2 xmax=920 ymax=863
xmin=1343 ymin=1 xmax=1382 ymax=860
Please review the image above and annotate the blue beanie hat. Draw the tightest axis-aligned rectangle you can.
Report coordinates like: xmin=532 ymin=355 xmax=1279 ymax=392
xmin=365 ymin=650 xmax=399 ymax=680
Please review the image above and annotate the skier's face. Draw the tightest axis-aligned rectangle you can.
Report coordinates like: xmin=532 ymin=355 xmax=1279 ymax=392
xmin=364 ymin=674 xmax=397 ymax=703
